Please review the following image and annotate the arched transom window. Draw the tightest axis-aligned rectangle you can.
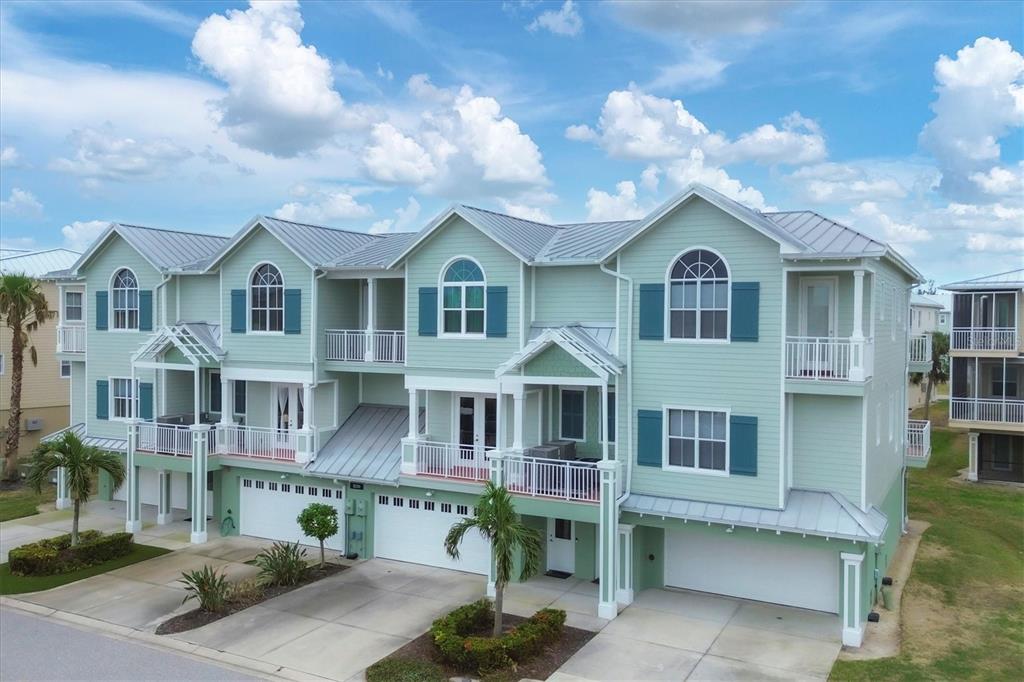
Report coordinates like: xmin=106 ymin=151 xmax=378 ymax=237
xmin=250 ymin=263 xmax=284 ymax=332
xmin=442 ymin=259 xmax=485 ymax=335
xmin=112 ymin=268 xmax=139 ymax=330
xmin=669 ymin=249 xmax=729 ymax=340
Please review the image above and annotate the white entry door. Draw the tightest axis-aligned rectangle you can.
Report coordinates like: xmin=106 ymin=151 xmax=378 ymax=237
xmin=274 ymin=384 xmax=305 ymax=431
xmin=374 ymin=494 xmax=490 ymax=574
xmin=547 ymin=518 xmax=575 ymax=574
xmin=799 ymin=277 xmax=837 ymax=338
xmin=456 ymin=394 xmax=497 ymax=456
xmin=239 ymin=478 xmax=345 ymax=551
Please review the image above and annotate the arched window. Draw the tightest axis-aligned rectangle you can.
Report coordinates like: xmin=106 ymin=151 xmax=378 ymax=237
xmin=442 ymin=259 xmax=485 ymax=335
xmin=111 ymin=268 xmax=139 ymax=330
xmin=669 ymin=249 xmax=729 ymax=340
xmin=250 ymin=263 xmax=284 ymax=332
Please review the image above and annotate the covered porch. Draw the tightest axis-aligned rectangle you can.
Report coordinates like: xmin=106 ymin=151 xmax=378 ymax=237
xmin=321 ymin=274 xmax=406 ymax=364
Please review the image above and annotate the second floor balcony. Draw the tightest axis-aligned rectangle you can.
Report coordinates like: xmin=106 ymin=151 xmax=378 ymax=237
xmin=906 ymin=419 xmax=931 ymax=467
xmin=135 ymin=421 xmax=310 ymax=463
xmin=950 ymin=398 xmax=1024 ymax=426
xmin=909 ymin=334 xmax=932 ymax=365
xmin=784 ymin=336 xmax=873 ymax=382
xmin=951 ymin=290 xmax=1019 ymax=352
xmin=324 ymin=329 xmax=405 ymax=363
xmin=57 ymin=325 xmax=86 ymax=353
xmin=951 ymin=327 xmax=1019 ymax=352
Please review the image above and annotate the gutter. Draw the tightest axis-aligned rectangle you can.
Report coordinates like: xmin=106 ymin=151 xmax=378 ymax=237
xmin=600 ymin=259 xmax=633 ymax=502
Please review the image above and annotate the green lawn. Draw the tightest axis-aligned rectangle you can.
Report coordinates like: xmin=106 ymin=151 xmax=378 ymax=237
xmin=0 ymin=544 xmax=171 ymax=595
xmin=0 ymin=484 xmax=55 ymax=522
xmin=831 ymin=404 xmax=1024 ymax=681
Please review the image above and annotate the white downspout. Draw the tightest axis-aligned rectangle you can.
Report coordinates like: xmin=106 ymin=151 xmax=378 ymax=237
xmin=600 ymin=258 xmax=633 ymax=500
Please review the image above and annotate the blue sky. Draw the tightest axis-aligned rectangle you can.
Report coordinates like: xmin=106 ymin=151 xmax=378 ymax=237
xmin=1 ymin=0 xmax=1021 ymax=285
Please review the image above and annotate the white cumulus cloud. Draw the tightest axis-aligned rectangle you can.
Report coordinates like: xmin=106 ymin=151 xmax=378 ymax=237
xmin=364 ymin=123 xmax=437 ymax=184
xmin=0 ymin=146 xmax=20 ymax=167
xmin=965 ymin=232 xmax=1024 ymax=253
xmin=528 ymin=1 xmax=583 ymax=37
xmin=370 ymin=196 xmax=422 ymax=234
xmin=49 ymin=125 xmax=192 ymax=183
xmin=663 ymin=149 xmax=772 ymax=210
xmin=585 ymin=181 xmax=647 ymax=221
xmin=61 ymin=220 xmax=110 ymax=251
xmin=0 ymin=188 xmax=43 ymax=218
xmin=969 ymin=163 xmax=1024 ymax=197
xmin=274 ymin=187 xmax=375 ymax=224
xmin=705 ymin=112 xmax=826 ymax=166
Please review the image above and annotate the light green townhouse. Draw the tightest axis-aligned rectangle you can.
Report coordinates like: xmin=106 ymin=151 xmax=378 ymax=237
xmin=43 ymin=183 xmax=930 ymax=647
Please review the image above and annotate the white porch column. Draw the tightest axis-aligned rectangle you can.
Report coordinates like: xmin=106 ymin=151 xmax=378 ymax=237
xmin=193 ymin=368 xmax=201 ymax=425
xmin=616 ymin=524 xmax=635 ymax=606
xmin=220 ymin=376 xmax=233 ymax=425
xmin=365 ymin=278 xmax=377 ymax=362
xmin=597 ymin=459 xmax=619 ymax=620
xmin=486 ymin=448 xmax=505 ymax=598
xmin=156 ymin=469 xmax=172 ymax=525
xmin=850 ymin=269 xmax=866 ymax=381
xmin=125 ymin=420 xmax=142 ymax=533
xmin=601 ymin=382 xmax=610 ymax=460
xmin=55 ymin=467 xmax=71 ymax=510
xmin=295 ymin=383 xmax=314 ymax=465
xmin=512 ymin=390 xmax=524 ymax=452
xmin=190 ymin=424 xmax=211 ymax=544
xmin=968 ymin=431 xmax=979 ymax=481
xmin=408 ymin=388 xmax=418 ymax=439
xmin=496 ymin=389 xmax=504 ymax=450
xmin=841 ymin=552 xmax=865 ymax=647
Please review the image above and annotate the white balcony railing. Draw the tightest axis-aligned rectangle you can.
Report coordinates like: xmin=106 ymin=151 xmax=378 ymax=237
xmin=412 ymin=441 xmax=491 ymax=482
xmin=504 ymin=453 xmax=601 ymax=503
xmin=325 ymin=329 xmax=405 ymax=363
xmin=951 ymin=327 xmax=1018 ymax=351
xmin=906 ymin=420 xmax=931 ymax=460
xmin=909 ymin=334 xmax=932 ymax=364
xmin=136 ymin=422 xmax=214 ymax=457
xmin=785 ymin=336 xmax=873 ymax=381
xmin=950 ymin=398 xmax=1024 ymax=424
xmin=57 ymin=325 xmax=86 ymax=353
xmin=214 ymin=424 xmax=299 ymax=462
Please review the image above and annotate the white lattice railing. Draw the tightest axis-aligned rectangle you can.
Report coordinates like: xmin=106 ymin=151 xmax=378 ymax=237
xmin=785 ymin=336 xmax=872 ymax=381
xmin=504 ymin=453 xmax=601 ymax=503
xmin=135 ymin=422 xmax=213 ymax=457
xmin=57 ymin=325 xmax=86 ymax=353
xmin=951 ymin=327 xmax=1018 ymax=352
xmin=906 ymin=420 xmax=931 ymax=460
xmin=214 ymin=424 xmax=299 ymax=462
xmin=909 ymin=334 xmax=932 ymax=364
xmin=413 ymin=441 xmax=491 ymax=481
xmin=325 ymin=329 xmax=405 ymax=363
xmin=950 ymin=398 xmax=1024 ymax=424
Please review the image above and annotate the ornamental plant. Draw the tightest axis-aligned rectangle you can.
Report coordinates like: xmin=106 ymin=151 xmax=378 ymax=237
xmin=297 ymin=502 xmax=339 ymax=568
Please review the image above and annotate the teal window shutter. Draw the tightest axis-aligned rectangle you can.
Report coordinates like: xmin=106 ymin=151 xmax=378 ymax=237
xmin=419 ymin=287 xmax=437 ymax=336
xmin=486 ymin=286 xmax=507 ymax=338
xmin=730 ymin=282 xmax=759 ymax=342
xmin=139 ymin=290 xmax=153 ymax=331
xmin=639 ymin=284 xmax=664 ymax=340
xmin=284 ymin=289 xmax=301 ymax=334
xmin=139 ymin=382 xmax=154 ymax=420
xmin=96 ymin=380 xmax=109 ymax=420
xmin=95 ymin=291 xmax=108 ymax=330
xmin=637 ymin=409 xmax=663 ymax=467
xmin=230 ymin=289 xmax=246 ymax=333
xmin=729 ymin=415 xmax=758 ymax=476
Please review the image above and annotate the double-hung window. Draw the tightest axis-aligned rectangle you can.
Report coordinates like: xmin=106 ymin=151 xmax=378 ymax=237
xmin=666 ymin=408 xmax=727 ymax=472
xmin=64 ymin=291 xmax=83 ymax=322
xmin=441 ymin=259 xmax=485 ymax=335
xmin=250 ymin=263 xmax=284 ymax=332
xmin=59 ymin=361 xmax=71 ymax=379
xmin=669 ymin=249 xmax=729 ymax=340
xmin=111 ymin=377 xmax=137 ymax=419
xmin=560 ymin=389 xmax=585 ymax=441
xmin=112 ymin=269 xmax=139 ymax=330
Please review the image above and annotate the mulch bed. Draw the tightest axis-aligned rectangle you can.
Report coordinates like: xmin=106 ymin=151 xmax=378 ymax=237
xmin=377 ymin=612 xmax=597 ymax=681
xmin=155 ymin=562 xmax=347 ymax=635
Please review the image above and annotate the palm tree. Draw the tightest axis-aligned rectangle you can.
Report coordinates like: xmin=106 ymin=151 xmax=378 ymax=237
xmin=911 ymin=331 xmax=950 ymax=421
xmin=1 ymin=273 xmax=52 ymax=481
xmin=26 ymin=431 xmax=126 ymax=545
xmin=445 ymin=481 xmax=542 ymax=637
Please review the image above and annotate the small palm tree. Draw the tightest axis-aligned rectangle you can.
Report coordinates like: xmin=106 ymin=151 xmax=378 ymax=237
xmin=26 ymin=431 xmax=126 ymax=545
xmin=1 ymin=273 xmax=53 ymax=481
xmin=910 ymin=331 xmax=950 ymax=421
xmin=445 ymin=482 xmax=542 ymax=637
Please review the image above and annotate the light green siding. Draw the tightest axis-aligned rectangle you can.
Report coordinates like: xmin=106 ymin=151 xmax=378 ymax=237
xmin=316 ymin=278 xmax=360 ymax=363
xmin=524 ymin=345 xmax=596 ymax=378
xmin=361 ymin=373 xmax=406 ymax=406
xmin=70 ymin=361 xmax=87 ymax=425
xmin=786 ymin=271 xmax=871 ymax=338
xmin=791 ymin=395 xmax=862 ymax=502
xmin=405 ymin=216 xmax=521 ymax=376
xmin=176 ymin=274 xmax=219 ymax=324
xmin=244 ymin=381 xmax=271 ymax=427
xmin=620 ymin=198 xmax=783 ymax=508
xmin=533 ymin=266 xmax=615 ymax=324
xmin=426 ymin=390 xmax=453 ymax=441
xmin=376 ymin=278 xmax=404 ymax=330
xmin=862 ymin=474 xmax=903 ymax=619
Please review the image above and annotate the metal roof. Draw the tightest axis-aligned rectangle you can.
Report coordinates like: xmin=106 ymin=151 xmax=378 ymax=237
xmin=622 ymin=489 xmax=888 ymax=543
xmin=453 ymin=205 xmax=562 ymax=261
xmin=911 ymin=294 xmax=945 ymax=309
xmin=116 ymin=224 xmax=230 ymax=271
xmin=41 ymin=423 xmax=128 ymax=453
xmin=306 ymin=405 xmax=422 ymax=485
xmin=333 ymin=232 xmax=418 ymax=268
xmin=535 ymin=220 xmax=638 ymax=263
xmin=252 ymin=216 xmax=378 ymax=268
xmin=0 ymin=248 xmax=81 ymax=277
xmin=765 ymin=211 xmax=887 ymax=258
xmin=943 ymin=268 xmax=1024 ymax=291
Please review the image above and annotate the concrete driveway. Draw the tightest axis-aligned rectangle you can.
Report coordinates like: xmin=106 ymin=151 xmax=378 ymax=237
xmin=550 ymin=588 xmax=843 ymax=681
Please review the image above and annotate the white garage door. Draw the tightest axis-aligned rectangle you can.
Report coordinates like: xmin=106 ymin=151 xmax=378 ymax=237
xmin=664 ymin=529 xmax=839 ymax=613
xmin=240 ymin=478 xmax=346 ymax=552
xmin=375 ymin=494 xmax=490 ymax=575
xmin=114 ymin=470 xmax=189 ymax=509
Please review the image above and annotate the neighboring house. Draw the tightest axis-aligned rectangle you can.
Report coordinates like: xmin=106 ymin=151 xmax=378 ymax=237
xmin=943 ymin=269 xmax=1023 ymax=484
xmin=43 ymin=184 xmax=925 ymax=647
xmin=0 ymin=248 xmax=82 ymax=457
xmin=937 ymin=307 xmax=952 ymax=334
xmin=908 ymin=294 xmax=944 ymax=409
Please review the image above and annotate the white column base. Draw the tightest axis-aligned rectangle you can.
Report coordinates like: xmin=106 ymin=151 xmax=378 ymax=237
xmin=842 ymin=625 xmax=864 ymax=647
xmin=125 ymin=520 xmax=142 ymax=533
xmin=968 ymin=471 xmax=978 ymax=482
xmin=849 ymin=368 xmax=865 ymax=382
xmin=55 ymin=498 xmax=71 ymax=510
xmin=597 ymin=601 xmax=618 ymax=620
xmin=190 ymin=531 xmax=208 ymax=544
xmin=616 ymin=588 xmax=634 ymax=606
xmin=157 ymin=512 xmax=172 ymax=525
xmin=486 ymin=581 xmax=496 ymax=598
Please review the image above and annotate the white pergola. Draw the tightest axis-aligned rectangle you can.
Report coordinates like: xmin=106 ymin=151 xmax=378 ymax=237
xmin=131 ymin=324 xmax=225 ymax=425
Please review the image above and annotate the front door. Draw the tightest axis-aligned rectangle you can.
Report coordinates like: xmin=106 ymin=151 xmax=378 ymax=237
xmin=457 ymin=394 xmax=496 ymax=459
xmin=547 ymin=518 xmax=575 ymax=574
xmin=800 ymin=277 xmax=837 ymax=338
xmin=275 ymin=385 xmax=304 ymax=431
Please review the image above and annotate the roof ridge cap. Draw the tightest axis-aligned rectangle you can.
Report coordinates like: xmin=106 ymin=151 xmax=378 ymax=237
xmin=260 ymin=215 xmax=382 ymax=238
xmin=458 ymin=204 xmax=561 ymax=229
xmin=117 ymin=222 xmax=230 ymax=240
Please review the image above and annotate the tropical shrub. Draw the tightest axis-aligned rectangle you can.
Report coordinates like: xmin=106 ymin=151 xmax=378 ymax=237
xmin=8 ymin=531 xmax=133 ymax=576
xmin=254 ymin=541 xmax=308 ymax=587
xmin=180 ymin=565 xmax=230 ymax=613
xmin=228 ymin=577 xmax=264 ymax=607
xmin=296 ymin=503 xmax=339 ymax=568
xmin=365 ymin=658 xmax=447 ymax=682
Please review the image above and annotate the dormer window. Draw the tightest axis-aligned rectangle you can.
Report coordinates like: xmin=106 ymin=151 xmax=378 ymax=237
xmin=442 ymin=258 xmax=485 ymax=335
xmin=669 ymin=249 xmax=729 ymax=341
xmin=250 ymin=263 xmax=284 ymax=332
xmin=112 ymin=269 xmax=139 ymax=330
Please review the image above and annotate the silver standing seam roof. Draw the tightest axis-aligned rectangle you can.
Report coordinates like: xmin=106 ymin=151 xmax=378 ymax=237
xmin=41 ymin=423 xmax=128 ymax=454
xmin=306 ymin=405 xmax=423 ymax=485
xmin=333 ymin=232 xmax=418 ymax=268
xmin=943 ymin=268 xmax=1024 ymax=291
xmin=0 ymin=248 xmax=81 ymax=277
xmin=621 ymin=489 xmax=888 ymax=543
xmin=248 ymin=216 xmax=378 ymax=268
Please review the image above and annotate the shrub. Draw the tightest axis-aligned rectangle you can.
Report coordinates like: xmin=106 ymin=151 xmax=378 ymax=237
xmin=8 ymin=531 xmax=133 ymax=576
xmin=365 ymin=657 xmax=447 ymax=682
xmin=255 ymin=541 xmax=308 ymax=587
xmin=180 ymin=565 xmax=230 ymax=613
xmin=296 ymin=503 xmax=339 ymax=568
xmin=228 ymin=577 xmax=264 ymax=607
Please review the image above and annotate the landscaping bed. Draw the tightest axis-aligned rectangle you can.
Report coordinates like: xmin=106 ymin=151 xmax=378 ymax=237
xmin=155 ymin=561 xmax=347 ymax=635
xmin=0 ymin=544 xmax=171 ymax=595
xmin=9 ymin=530 xmax=134 ymax=575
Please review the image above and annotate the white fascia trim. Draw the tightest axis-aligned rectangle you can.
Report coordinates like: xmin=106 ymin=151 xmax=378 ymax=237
xmin=220 ymin=366 xmax=314 ymax=383
xmin=404 ymin=375 xmax=500 ymax=393
xmin=501 ymin=375 xmax=605 ymax=387
xmin=70 ymin=223 xmax=163 ymax=276
xmin=495 ymin=329 xmax=610 ymax=380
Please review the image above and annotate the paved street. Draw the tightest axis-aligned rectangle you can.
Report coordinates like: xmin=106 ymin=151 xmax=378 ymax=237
xmin=0 ymin=608 xmax=255 ymax=681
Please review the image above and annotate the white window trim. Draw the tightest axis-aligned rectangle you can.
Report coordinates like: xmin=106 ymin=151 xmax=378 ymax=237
xmin=59 ymin=360 xmax=72 ymax=379
xmin=110 ymin=267 xmax=140 ymax=333
xmin=559 ymin=387 xmax=587 ymax=442
xmin=664 ymin=246 xmax=731 ymax=345
xmin=438 ymin=255 xmax=487 ymax=339
xmin=109 ymin=376 xmax=139 ymax=422
xmin=63 ymin=290 xmax=84 ymax=324
xmin=662 ymin=405 xmax=731 ymax=477
xmin=247 ymin=261 xmax=286 ymax=335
